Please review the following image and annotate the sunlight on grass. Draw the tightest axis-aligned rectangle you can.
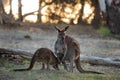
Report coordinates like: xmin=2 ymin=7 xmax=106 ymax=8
xmin=23 ymin=59 xmax=30 ymax=64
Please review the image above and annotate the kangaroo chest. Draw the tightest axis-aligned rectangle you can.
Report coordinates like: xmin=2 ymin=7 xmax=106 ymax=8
xmin=55 ymin=40 xmax=67 ymax=53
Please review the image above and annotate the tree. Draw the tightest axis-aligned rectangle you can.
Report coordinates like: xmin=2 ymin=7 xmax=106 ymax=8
xmin=78 ymin=0 xmax=85 ymax=24
xmin=9 ymin=0 xmax=12 ymax=15
xmin=98 ymin=0 xmax=107 ymax=22
xmin=0 ymin=0 xmax=15 ymax=24
xmin=91 ymin=0 xmax=101 ymax=29
xmin=106 ymin=0 xmax=120 ymax=34
xmin=0 ymin=0 xmax=5 ymax=14
xmin=0 ymin=0 xmax=4 ymax=24
xmin=98 ymin=0 xmax=120 ymax=34
xmin=37 ymin=0 xmax=42 ymax=23
xmin=0 ymin=0 xmax=6 ymax=24
xmin=17 ymin=0 xmax=23 ymax=22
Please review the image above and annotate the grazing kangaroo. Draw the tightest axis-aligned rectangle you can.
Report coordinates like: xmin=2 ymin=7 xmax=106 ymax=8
xmin=54 ymin=26 xmax=103 ymax=74
xmin=14 ymin=48 xmax=59 ymax=71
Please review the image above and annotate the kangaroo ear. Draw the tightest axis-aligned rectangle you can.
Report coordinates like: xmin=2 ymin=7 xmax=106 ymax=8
xmin=63 ymin=26 xmax=69 ymax=31
xmin=55 ymin=26 xmax=60 ymax=32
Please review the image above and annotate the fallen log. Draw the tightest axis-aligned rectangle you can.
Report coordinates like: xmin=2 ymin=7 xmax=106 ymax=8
xmin=0 ymin=48 xmax=120 ymax=68
xmin=81 ymin=55 xmax=120 ymax=68
xmin=0 ymin=48 xmax=33 ymax=59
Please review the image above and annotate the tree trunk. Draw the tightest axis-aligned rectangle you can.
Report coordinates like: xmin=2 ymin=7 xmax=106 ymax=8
xmin=0 ymin=0 xmax=14 ymax=24
xmin=98 ymin=0 xmax=106 ymax=13
xmin=91 ymin=0 xmax=101 ymax=29
xmin=18 ymin=0 xmax=23 ymax=22
xmin=0 ymin=0 xmax=5 ymax=24
xmin=0 ymin=0 xmax=5 ymax=14
xmin=78 ymin=0 xmax=85 ymax=24
xmin=98 ymin=0 xmax=107 ymax=20
xmin=9 ymin=0 xmax=12 ymax=15
xmin=37 ymin=0 xmax=42 ymax=23
xmin=0 ymin=15 xmax=2 ymax=24
xmin=106 ymin=0 xmax=120 ymax=34
xmin=0 ymin=0 xmax=17 ymax=25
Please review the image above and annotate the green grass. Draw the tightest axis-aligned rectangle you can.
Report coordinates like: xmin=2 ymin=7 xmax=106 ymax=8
xmin=98 ymin=26 xmax=110 ymax=37
xmin=0 ymin=59 xmax=120 ymax=80
xmin=24 ymin=34 xmax=32 ymax=39
xmin=98 ymin=26 xmax=120 ymax=39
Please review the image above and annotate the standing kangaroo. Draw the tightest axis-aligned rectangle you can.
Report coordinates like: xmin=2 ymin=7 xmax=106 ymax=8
xmin=54 ymin=26 xmax=103 ymax=74
xmin=14 ymin=48 xmax=59 ymax=71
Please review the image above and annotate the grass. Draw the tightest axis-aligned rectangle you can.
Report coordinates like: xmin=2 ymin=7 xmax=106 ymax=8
xmin=98 ymin=26 xmax=110 ymax=37
xmin=98 ymin=26 xmax=120 ymax=39
xmin=0 ymin=59 xmax=120 ymax=80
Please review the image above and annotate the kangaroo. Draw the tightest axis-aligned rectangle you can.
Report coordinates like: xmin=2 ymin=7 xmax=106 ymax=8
xmin=14 ymin=48 xmax=60 ymax=71
xmin=54 ymin=26 xmax=103 ymax=74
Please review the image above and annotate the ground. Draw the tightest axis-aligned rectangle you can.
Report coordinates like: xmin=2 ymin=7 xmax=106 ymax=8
xmin=0 ymin=23 xmax=120 ymax=80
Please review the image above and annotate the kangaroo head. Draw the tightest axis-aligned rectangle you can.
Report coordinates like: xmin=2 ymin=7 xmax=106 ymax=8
xmin=55 ymin=26 xmax=69 ymax=40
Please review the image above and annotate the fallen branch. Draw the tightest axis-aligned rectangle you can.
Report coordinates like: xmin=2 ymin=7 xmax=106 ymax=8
xmin=23 ymin=11 xmax=38 ymax=18
xmin=0 ymin=48 xmax=33 ymax=59
xmin=80 ymin=55 xmax=120 ymax=68
xmin=0 ymin=48 xmax=120 ymax=68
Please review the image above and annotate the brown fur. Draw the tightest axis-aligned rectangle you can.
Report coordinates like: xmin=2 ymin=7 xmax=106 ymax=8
xmin=13 ymin=48 xmax=59 ymax=71
xmin=55 ymin=26 xmax=103 ymax=74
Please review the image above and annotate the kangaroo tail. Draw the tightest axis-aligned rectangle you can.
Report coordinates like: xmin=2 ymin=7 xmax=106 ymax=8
xmin=13 ymin=54 xmax=36 ymax=71
xmin=74 ymin=46 xmax=103 ymax=74
xmin=74 ymin=57 xmax=103 ymax=74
